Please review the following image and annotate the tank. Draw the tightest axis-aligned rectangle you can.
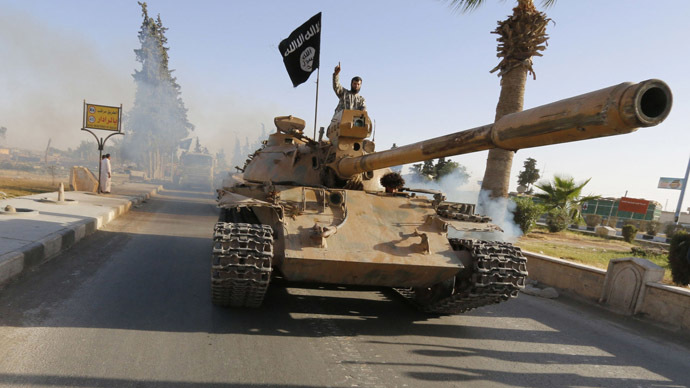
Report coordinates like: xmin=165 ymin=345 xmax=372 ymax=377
xmin=213 ymin=79 xmax=672 ymax=314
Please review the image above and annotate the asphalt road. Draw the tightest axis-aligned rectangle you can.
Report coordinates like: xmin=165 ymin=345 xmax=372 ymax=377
xmin=0 ymin=188 xmax=689 ymax=388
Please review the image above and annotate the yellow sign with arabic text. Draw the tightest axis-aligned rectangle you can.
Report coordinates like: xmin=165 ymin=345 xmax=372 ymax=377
xmin=84 ymin=103 xmax=120 ymax=131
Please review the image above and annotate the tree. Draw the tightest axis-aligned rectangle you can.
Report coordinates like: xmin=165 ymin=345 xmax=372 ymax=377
xmin=534 ymin=175 xmax=599 ymax=226
xmin=123 ymin=2 xmax=194 ymax=179
xmin=74 ymin=140 xmax=98 ymax=162
xmin=447 ymin=0 xmax=554 ymax=200
xmin=434 ymin=157 xmax=462 ymax=180
xmin=231 ymin=136 xmax=243 ymax=170
xmin=0 ymin=126 xmax=6 ymax=142
xmin=517 ymin=157 xmax=540 ymax=193
xmin=412 ymin=159 xmax=435 ymax=179
xmin=216 ymin=148 xmax=228 ymax=171
xmin=412 ymin=158 xmax=468 ymax=182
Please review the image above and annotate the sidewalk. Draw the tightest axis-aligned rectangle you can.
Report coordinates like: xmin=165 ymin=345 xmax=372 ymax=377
xmin=0 ymin=183 xmax=162 ymax=286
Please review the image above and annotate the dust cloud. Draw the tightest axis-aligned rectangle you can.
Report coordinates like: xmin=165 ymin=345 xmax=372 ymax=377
xmin=0 ymin=7 xmax=273 ymax=164
xmin=0 ymin=7 xmax=133 ymax=151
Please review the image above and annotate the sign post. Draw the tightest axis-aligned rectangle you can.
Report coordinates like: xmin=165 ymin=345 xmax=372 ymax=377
xmin=81 ymin=101 xmax=124 ymax=193
xmin=658 ymin=157 xmax=690 ymax=224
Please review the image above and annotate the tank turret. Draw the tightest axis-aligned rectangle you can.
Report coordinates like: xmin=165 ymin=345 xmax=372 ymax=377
xmin=214 ymin=79 xmax=672 ymax=313
xmin=238 ymin=79 xmax=670 ymax=189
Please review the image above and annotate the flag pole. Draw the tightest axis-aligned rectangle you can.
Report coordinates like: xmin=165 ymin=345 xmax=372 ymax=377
xmin=313 ymin=67 xmax=320 ymax=140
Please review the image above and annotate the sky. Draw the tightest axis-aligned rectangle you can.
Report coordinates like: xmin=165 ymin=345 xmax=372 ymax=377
xmin=0 ymin=0 xmax=688 ymax=213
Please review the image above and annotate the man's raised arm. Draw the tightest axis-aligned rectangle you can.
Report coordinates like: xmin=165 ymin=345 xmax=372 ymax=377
xmin=333 ymin=62 xmax=344 ymax=97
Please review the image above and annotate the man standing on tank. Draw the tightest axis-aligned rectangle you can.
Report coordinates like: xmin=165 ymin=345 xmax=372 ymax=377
xmin=332 ymin=62 xmax=366 ymax=112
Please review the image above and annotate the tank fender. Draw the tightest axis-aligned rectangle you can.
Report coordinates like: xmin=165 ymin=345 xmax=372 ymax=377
xmin=218 ymin=190 xmax=273 ymax=208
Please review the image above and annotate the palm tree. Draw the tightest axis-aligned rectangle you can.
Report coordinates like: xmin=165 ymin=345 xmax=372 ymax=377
xmin=447 ymin=0 xmax=555 ymax=200
xmin=534 ymin=175 xmax=599 ymax=222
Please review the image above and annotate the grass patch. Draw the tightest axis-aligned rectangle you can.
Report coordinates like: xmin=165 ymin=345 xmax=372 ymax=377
xmin=516 ymin=225 xmax=674 ymax=284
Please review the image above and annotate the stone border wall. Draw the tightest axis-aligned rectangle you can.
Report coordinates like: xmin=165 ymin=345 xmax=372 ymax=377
xmin=524 ymin=250 xmax=690 ymax=332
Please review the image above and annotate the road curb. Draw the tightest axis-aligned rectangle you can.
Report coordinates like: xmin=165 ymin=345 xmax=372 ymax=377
xmin=0 ymin=185 xmax=162 ymax=288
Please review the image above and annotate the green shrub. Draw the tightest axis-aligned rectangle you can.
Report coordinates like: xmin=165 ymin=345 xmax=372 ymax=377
xmin=511 ymin=197 xmax=543 ymax=234
xmin=622 ymin=225 xmax=637 ymax=243
xmin=546 ymin=207 xmax=570 ymax=232
xmin=645 ymin=220 xmax=661 ymax=236
xmin=584 ymin=214 xmax=602 ymax=228
xmin=668 ymin=233 xmax=690 ymax=286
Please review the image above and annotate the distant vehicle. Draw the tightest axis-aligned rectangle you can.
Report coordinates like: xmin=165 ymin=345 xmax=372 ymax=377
xmin=174 ymin=152 xmax=214 ymax=191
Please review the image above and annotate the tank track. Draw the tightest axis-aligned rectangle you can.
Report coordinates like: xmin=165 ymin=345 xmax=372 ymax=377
xmin=211 ymin=222 xmax=273 ymax=308
xmin=395 ymin=239 xmax=527 ymax=315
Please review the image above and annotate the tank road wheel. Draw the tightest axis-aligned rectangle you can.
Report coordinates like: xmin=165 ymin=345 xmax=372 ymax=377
xmin=396 ymin=239 xmax=528 ymax=315
xmin=211 ymin=223 xmax=273 ymax=308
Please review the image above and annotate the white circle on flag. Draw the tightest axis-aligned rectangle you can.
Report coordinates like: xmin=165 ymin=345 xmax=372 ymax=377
xmin=88 ymin=116 xmax=95 ymax=123
xmin=89 ymin=106 xmax=96 ymax=114
xmin=300 ymin=47 xmax=315 ymax=72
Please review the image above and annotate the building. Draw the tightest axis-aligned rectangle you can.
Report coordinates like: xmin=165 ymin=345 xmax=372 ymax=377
xmin=581 ymin=197 xmax=662 ymax=223
xmin=659 ymin=210 xmax=690 ymax=227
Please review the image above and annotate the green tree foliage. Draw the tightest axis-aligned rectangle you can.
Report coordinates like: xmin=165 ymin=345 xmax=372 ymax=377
xmin=412 ymin=157 xmax=468 ymax=182
xmin=412 ymin=160 xmax=435 ymax=179
xmin=435 ymin=157 xmax=462 ymax=180
xmin=622 ymin=224 xmax=637 ymax=243
xmin=511 ymin=196 xmax=544 ymax=234
xmin=517 ymin=157 xmax=540 ymax=193
xmin=545 ymin=207 xmax=569 ymax=232
xmin=668 ymin=232 xmax=690 ymax=286
xmin=534 ymin=175 xmax=599 ymax=227
xmin=123 ymin=2 xmax=194 ymax=177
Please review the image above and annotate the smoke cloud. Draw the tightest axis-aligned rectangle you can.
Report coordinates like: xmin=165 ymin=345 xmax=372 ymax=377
xmin=403 ymin=167 xmax=522 ymax=242
xmin=0 ymin=7 xmax=133 ymax=152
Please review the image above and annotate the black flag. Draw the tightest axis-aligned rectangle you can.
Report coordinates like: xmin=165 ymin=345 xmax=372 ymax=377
xmin=278 ymin=12 xmax=321 ymax=87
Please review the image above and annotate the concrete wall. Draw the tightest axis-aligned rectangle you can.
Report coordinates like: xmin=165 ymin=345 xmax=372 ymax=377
xmin=524 ymin=251 xmax=606 ymax=302
xmin=659 ymin=210 xmax=690 ymax=225
xmin=636 ymin=283 xmax=690 ymax=331
xmin=69 ymin=166 xmax=98 ymax=192
xmin=524 ymin=251 xmax=690 ymax=332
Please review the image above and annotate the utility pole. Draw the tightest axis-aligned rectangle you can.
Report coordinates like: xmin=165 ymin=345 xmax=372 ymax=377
xmin=674 ymin=156 xmax=690 ymax=224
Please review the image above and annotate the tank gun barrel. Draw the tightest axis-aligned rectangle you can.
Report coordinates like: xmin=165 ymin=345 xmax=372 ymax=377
xmin=336 ymin=79 xmax=672 ymax=177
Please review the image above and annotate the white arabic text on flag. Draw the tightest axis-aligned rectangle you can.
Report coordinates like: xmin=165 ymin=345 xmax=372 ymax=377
xmin=278 ymin=12 xmax=321 ymax=87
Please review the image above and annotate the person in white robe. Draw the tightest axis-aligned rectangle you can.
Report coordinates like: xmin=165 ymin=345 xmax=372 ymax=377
xmin=100 ymin=154 xmax=112 ymax=193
